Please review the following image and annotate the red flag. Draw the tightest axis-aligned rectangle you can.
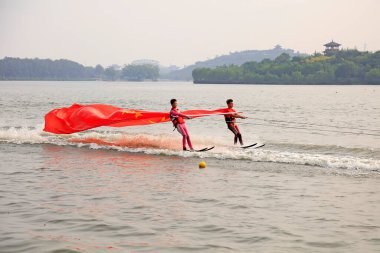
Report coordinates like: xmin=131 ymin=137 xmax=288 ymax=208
xmin=43 ymin=104 xmax=229 ymax=134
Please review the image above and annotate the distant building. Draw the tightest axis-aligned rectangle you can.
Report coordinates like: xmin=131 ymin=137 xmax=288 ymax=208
xmin=324 ymin=40 xmax=341 ymax=55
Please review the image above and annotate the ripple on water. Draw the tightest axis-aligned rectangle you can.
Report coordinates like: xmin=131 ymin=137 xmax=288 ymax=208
xmin=51 ymin=249 xmax=82 ymax=253
xmin=73 ymin=223 xmax=135 ymax=233
xmin=234 ymin=236 xmax=271 ymax=244
xmin=184 ymin=198 xmax=219 ymax=204
xmin=195 ymin=224 xmax=233 ymax=234
xmin=367 ymin=238 xmax=380 ymax=244
xmin=0 ymin=241 xmax=41 ymax=253
xmin=305 ymin=241 xmax=347 ymax=248
xmin=342 ymin=224 xmax=380 ymax=230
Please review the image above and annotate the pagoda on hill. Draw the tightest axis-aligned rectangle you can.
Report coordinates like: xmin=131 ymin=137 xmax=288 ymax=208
xmin=324 ymin=40 xmax=341 ymax=55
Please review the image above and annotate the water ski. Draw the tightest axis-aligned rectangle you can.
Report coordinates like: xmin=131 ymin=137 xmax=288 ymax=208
xmin=241 ymin=143 xmax=257 ymax=149
xmin=240 ymin=143 xmax=265 ymax=149
xmin=193 ymin=146 xmax=215 ymax=152
xmin=254 ymin=144 xmax=265 ymax=149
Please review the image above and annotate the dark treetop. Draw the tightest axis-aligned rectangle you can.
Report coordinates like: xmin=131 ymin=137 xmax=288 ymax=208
xmin=0 ymin=57 xmax=158 ymax=81
xmin=192 ymin=50 xmax=380 ymax=85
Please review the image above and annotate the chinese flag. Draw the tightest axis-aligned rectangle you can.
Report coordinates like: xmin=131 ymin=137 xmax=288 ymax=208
xmin=44 ymin=104 xmax=229 ymax=134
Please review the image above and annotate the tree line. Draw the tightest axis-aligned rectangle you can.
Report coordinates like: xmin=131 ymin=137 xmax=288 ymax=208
xmin=192 ymin=50 xmax=380 ymax=84
xmin=164 ymin=45 xmax=306 ymax=81
xmin=0 ymin=57 xmax=159 ymax=81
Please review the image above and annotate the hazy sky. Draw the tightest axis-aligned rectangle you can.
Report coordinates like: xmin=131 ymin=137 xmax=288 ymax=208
xmin=1 ymin=0 xmax=379 ymax=67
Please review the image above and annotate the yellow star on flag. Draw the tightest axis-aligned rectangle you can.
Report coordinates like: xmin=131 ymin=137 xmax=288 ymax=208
xmin=121 ymin=110 xmax=135 ymax=115
xmin=135 ymin=112 xmax=143 ymax=118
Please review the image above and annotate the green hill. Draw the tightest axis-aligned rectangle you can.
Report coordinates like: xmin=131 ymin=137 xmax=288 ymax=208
xmin=193 ymin=50 xmax=380 ymax=84
xmin=164 ymin=45 xmax=306 ymax=81
xmin=0 ymin=57 xmax=99 ymax=80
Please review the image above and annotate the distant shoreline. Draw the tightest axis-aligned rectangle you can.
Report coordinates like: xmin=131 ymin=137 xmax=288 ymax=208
xmin=0 ymin=80 xmax=379 ymax=85
xmin=193 ymin=81 xmax=380 ymax=85
xmin=0 ymin=79 xmax=191 ymax=82
xmin=192 ymin=50 xmax=380 ymax=85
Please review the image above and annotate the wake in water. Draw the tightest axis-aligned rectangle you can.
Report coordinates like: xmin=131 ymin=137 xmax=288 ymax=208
xmin=69 ymin=135 xmax=180 ymax=150
xmin=0 ymin=126 xmax=379 ymax=172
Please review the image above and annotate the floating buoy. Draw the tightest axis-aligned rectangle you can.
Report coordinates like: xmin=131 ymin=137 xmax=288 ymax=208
xmin=199 ymin=161 xmax=206 ymax=169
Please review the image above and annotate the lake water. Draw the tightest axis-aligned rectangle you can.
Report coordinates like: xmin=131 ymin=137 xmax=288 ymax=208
xmin=0 ymin=81 xmax=379 ymax=252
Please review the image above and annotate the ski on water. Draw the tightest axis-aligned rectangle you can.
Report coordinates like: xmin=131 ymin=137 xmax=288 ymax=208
xmin=240 ymin=143 xmax=257 ymax=149
xmin=253 ymin=144 xmax=265 ymax=149
xmin=194 ymin=146 xmax=215 ymax=152
xmin=240 ymin=143 xmax=265 ymax=149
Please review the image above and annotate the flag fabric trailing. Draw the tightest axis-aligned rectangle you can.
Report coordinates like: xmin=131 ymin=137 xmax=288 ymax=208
xmin=44 ymin=103 xmax=230 ymax=134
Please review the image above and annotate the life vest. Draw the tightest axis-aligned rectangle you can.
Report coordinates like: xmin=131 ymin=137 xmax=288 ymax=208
xmin=224 ymin=108 xmax=236 ymax=124
xmin=170 ymin=108 xmax=185 ymax=127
